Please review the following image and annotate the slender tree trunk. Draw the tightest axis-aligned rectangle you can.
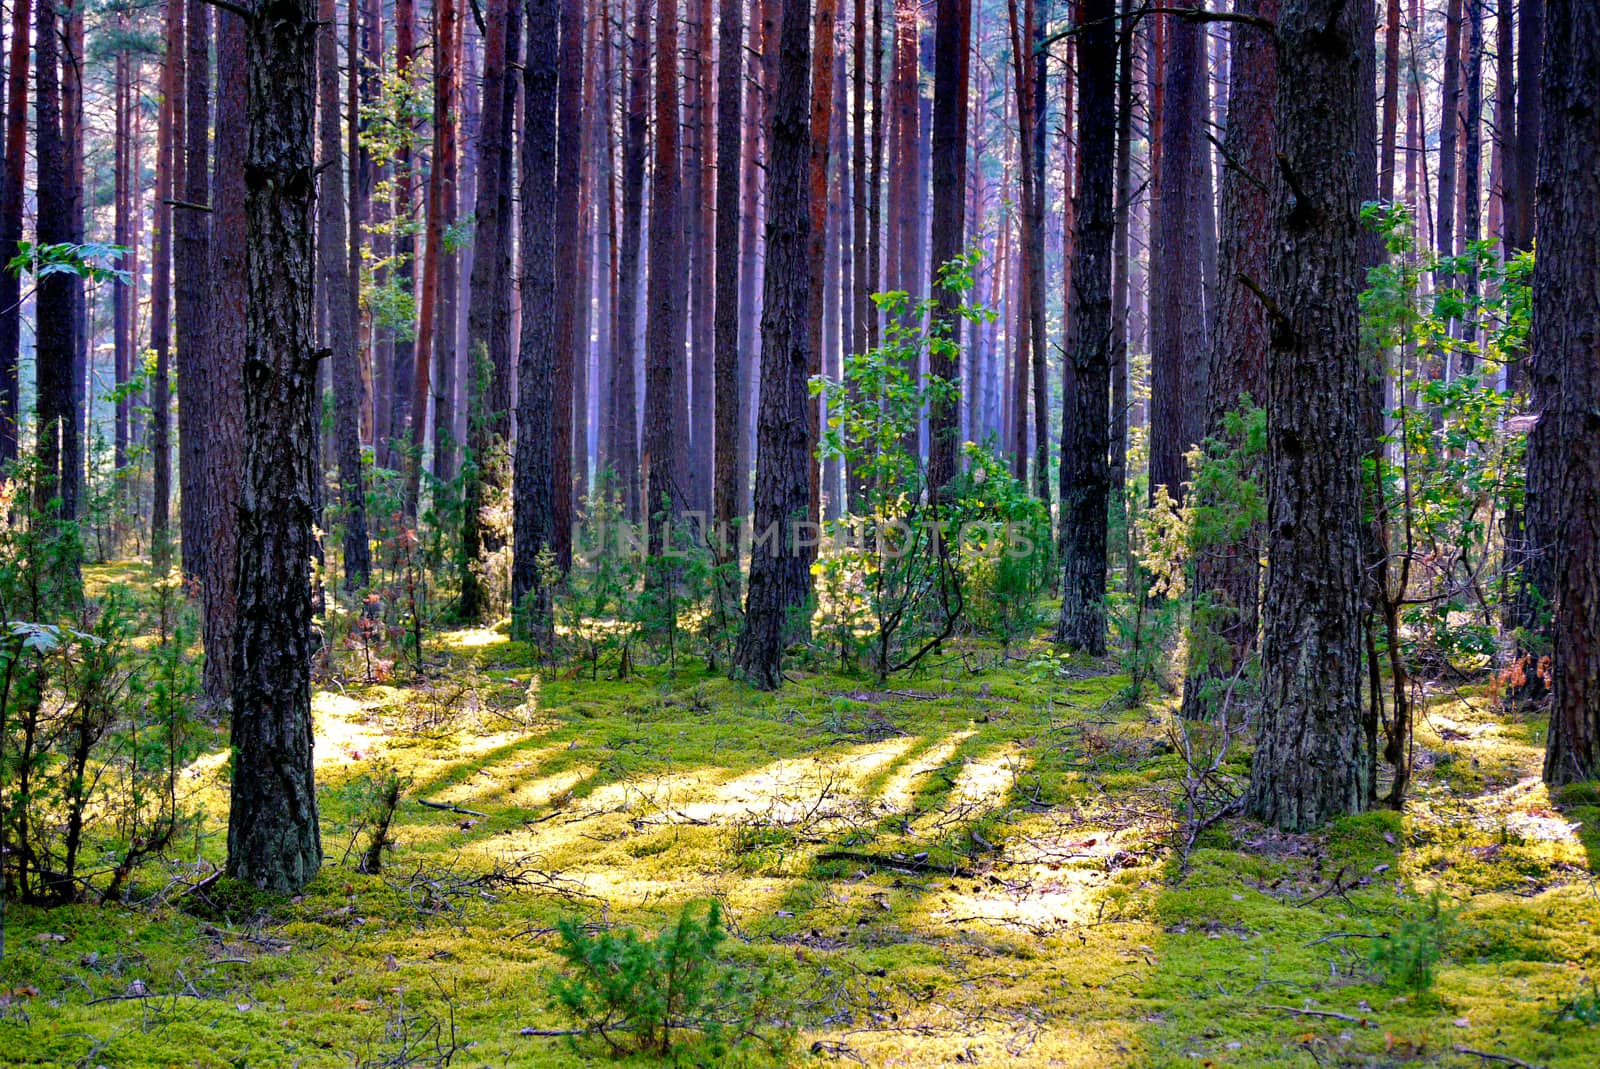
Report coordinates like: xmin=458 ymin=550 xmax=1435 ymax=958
xmin=1054 ymin=0 xmax=1116 ymax=654
xmin=0 ymin=0 xmax=29 ymax=465
xmin=736 ymin=0 xmax=814 ymax=689
xmin=1107 ymin=0 xmax=1134 ymax=519
xmin=611 ymin=0 xmax=649 ymax=523
xmin=685 ymin=0 xmax=713 ymax=515
xmin=202 ymin=9 xmax=247 ymax=710
xmin=177 ymin=0 xmax=212 ymax=578
xmin=113 ymin=43 xmax=132 ymax=476
xmin=849 ymin=0 xmax=871 ymax=513
xmin=804 ymin=0 xmax=840 ymax=534
xmin=1380 ymin=0 xmax=1401 ymax=202
xmin=713 ymin=0 xmax=744 ymax=543
xmin=927 ymin=0 xmax=970 ymax=494
xmin=644 ymin=0 xmax=686 ymax=552
xmin=147 ymin=0 xmax=184 ymax=555
xmin=1148 ymin=1 xmax=1209 ymax=505
xmin=320 ymin=0 xmax=371 ymax=589
xmin=227 ymin=0 xmax=324 ymax=892
xmin=387 ymin=0 xmax=417 ymax=470
xmin=430 ymin=0 xmax=463 ymax=487
xmin=1530 ymin=0 xmax=1600 ymax=784
xmin=551 ymin=0 xmax=583 ymax=562
xmin=1437 ymin=0 xmax=1463 ymax=265
xmin=513 ymin=0 xmax=561 ymax=640
xmin=462 ymin=0 xmax=519 ymax=619
xmin=1246 ymin=0 xmax=1372 ymax=831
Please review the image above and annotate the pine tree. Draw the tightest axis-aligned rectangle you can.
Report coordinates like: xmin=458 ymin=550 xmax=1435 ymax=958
xmin=227 ymin=0 xmax=324 ymax=892
xmin=1246 ymin=0 xmax=1372 ymax=831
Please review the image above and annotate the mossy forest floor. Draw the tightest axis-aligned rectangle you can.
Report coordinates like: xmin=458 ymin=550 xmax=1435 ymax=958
xmin=3 ymin=569 xmax=1599 ymax=1067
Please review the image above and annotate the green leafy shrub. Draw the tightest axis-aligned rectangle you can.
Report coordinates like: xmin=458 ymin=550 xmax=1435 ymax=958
xmin=549 ymin=900 xmax=790 ymax=1059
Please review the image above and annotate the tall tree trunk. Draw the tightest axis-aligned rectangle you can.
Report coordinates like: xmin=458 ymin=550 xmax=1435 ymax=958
xmin=735 ymin=0 xmax=814 ymax=690
xmin=227 ymin=0 xmax=324 ymax=892
xmin=1380 ymin=0 xmax=1401 ymax=202
xmin=1178 ymin=0 xmax=1277 ymax=719
xmin=114 ymin=42 xmax=132 ymax=476
xmin=686 ymin=0 xmax=714 ymax=515
xmin=387 ymin=0 xmax=417 ymax=470
xmin=177 ymin=0 xmax=212 ymax=578
xmin=1054 ymin=0 xmax=1116 ymax=654
xmin=1148 ymin=1 xmax=1209 ymax=505
xmin=430 ymin=0 xmax=463 ymax=486
xmin=1246 ymin=0 xmax=1372 ymax=831
xmin=1107 ymin=0 xmax=1135 ymax=519
xmin=805 ymin=0 xmax=840 ymax=533
xmin=202 ymin=9 xmax=248 ymax=710
xmin=1529 ymin=0 xmax=1593 ymax=780
xmin=551 ymin=0 xmax=583 ymax=562
xmin=320 ymin=0 xmax=371 ymax=589
xmin=407 ymin=0 xmax=458 ymax=512
xmin=644 ymin=0 xmax=686 ymax=553
xmin=147 ymin=0 xmax=184 ymax=556
xmin=849 ymin=0 xmax=871 ymax=514
xmin=513 ymin=0 xmax=561 ymax=640
xmin=0 ymin=0 xmax=29 ymax=464
xmin=462 ymin=0 xmax=519 ymax=620
xmin=1437 ymin=0 xmax=1463 ymax=265
xmin=1531 ymin=0 xmax=1600 ymax=784
xmin=713 ymin=0 xmax=744 ymax=542
xmin=611 ymin=0 xmax=649 ymax=523
xmin=927 ymin=0 xmax=970 ymax=493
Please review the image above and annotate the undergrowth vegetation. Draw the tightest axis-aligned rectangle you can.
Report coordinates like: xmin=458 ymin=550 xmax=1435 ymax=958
xmin=0 ymin=557 xmax=1594 ymax=1067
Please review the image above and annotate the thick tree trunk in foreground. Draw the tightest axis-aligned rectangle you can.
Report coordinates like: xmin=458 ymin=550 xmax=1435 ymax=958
xmin=227 ymin=0 xmax=324 ymax=892
xmin=1178 ymin=0 xmax=1276 ymax=719
xmin=1246 ymin=0 xmax=1371 ymax=831
xmin=735 ymin=0 xmax=814 ymax=689
xmin=319 ymin=0 xmax=371 ymax=589
xmin=1531 ymin=0 xmax=1600 ymax=785
xmin=1054 ymin=0 xmax=1115 ymax=654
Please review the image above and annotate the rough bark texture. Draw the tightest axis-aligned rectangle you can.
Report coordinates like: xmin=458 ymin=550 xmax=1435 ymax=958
xmin=202 ymin=10 xmax=247 ymax=710
xmin=1178 ymin=0 xmax=1276 ymax=719
xmin=177 ymin=0 xmax=212 ymax=578
xmin=227 ymin=0 xmax=324 ymax=892
xmin=1531 ymin=0 xmax=1600 ymax=785
xmin=552 ymin=0 xmax=583 ymax=562
xmin=146 ymin=0 xmax=181 ymax=554
xmin=387 ymin=0 xmax=417 ymax=469
xmin=0 ymin=0 xmax=29 ymax=464
xmin=735 ymin=0 xmax=814 ymax=690
xmin=644 ymin=0 xmax=686 ymax=549
xmin=1245 ymin=0 xmax=1371 ymax=832
xmin=512 ymin=0 xmax=560 ymax=639
xmin=713 ymin=0 xmax=744 ymax=539
xmin=1108 ymin=0 xmax=1135 ymax=515
xmin=34 ymin=0 xmax=79 ymax=534
xmin=461 ymin=0 xmax=518 ymax=620
xmin=430 ymin=0 xmax=462 ymax=487
xmin=926 ymin=0 xmax=970 ymax=494
xmin=319 ymin=0 xmax=371 ymax=589
xmin=1148 ymin=1 xmax=1209 ymax=505
xmin=1054 ymin=0 xmax=1115 ymax=655
xmin=610 ymin=0 xmax=648 ymax=522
